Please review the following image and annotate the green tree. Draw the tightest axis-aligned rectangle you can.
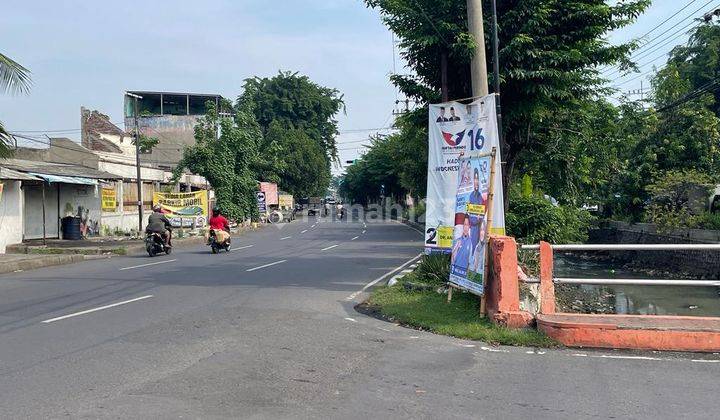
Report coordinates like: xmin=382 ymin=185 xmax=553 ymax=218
xmin=267 ymin=121 xmax=330 ymax=197
xmin=174 ymin=101 xmax=261 ymax=221
xmin=662 ymin=22 xmax=720 ymax=116
xmin=237 ymin=71 xmax=345 ymax=160
xmin=0 ymin=53 xmax=32 ymax=157
xmin=365 ymin=0 xmax=649 ymax=191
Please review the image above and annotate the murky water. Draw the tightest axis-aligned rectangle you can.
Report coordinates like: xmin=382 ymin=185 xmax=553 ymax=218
xmin=554 ymin=254 xmax=720 ymax=317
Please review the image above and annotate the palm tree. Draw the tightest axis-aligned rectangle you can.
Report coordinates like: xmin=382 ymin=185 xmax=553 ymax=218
xmin=0 ymin=52 xmax=32 ymax=157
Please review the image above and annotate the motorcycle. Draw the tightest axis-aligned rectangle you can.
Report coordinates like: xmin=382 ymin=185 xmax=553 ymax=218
xmin=208 ymin=229 xmax=231 ymax=254
xmin=145 ymin=231 xmax=172 ymax=257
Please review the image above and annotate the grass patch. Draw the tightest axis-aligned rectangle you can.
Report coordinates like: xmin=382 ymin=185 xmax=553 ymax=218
xmin=366 ymin=285 xmax=557 ymax=347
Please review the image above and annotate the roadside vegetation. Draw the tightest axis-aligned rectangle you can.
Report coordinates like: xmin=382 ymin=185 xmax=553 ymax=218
xmin=173 ymin=71 xmax=343 ymax=221
xmin=341 ymin=2 xmax=720 ymax=238
xmin=364 ymin=255 xmax=556 ymax=347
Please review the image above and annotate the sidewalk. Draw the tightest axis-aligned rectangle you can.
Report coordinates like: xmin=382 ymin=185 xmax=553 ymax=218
xmin=1 ymin=225 xmax=261 ymax=275
xmin=7 ymin=235 xmax=208 ymax=256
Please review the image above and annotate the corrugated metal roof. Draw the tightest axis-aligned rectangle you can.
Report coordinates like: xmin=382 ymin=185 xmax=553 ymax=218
xmin=0 ymin=167 xmax=41 ymax=181
xmin=0 ymin=158 xmax=121 ymax=180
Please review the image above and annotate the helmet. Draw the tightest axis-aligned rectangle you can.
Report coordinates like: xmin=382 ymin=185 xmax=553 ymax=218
xmin=153 ymin=204 xmax=162 ymax=212
xmin=212 ymin=206 xmax=221 ymax=215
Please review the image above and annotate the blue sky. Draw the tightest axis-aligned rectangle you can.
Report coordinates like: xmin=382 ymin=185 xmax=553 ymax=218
xmin=0 ymin=0 xmax=398 ymax=171
xmin=0 ymin=0 xmax=716 ymax=172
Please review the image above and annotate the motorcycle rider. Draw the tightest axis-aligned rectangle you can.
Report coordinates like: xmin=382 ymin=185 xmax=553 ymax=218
xmin=146 ymin=205 xmax=172 ymax=247
xmin=208 ymin=206 xmax=231 ymax=245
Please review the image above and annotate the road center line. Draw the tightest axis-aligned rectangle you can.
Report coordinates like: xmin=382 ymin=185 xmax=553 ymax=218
xmin=351 ymin=236 xmax=359 ymax=241
xmin=361 ymin=230 xmax=366 ymax=234
xmin=346 ymin=253 xmax=423 ymax=301
xmin=119 ymin=259 xmax=177 ymax=271
xmin=321 ymin=244 xmax=339 ymax=251
xmin=230 ymin=244 xmax=254 ymax=251
xmin=42 ymin=295 xmax=154 ymax=324
xmin=280 ymin=236 xmax=292 ymax=240
xmin=301 ymin=229 xmax=308 ymax=234
xmin=246 ymin=259 xmax=287 ymax=272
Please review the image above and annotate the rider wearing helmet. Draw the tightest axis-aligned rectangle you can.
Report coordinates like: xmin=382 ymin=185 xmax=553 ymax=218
xmin=146 ymin=204 xmax=173 ymax=246
xmin=208 ymin=206 xmax=231 ymax=244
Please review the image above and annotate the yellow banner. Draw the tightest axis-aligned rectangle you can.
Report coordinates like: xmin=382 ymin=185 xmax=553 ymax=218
xmin=466 ymin=203 xmax=486 ymax=215
xmin=101 ymin=188 xmax=117 ymax=212
xmin=278 ymin=194 xmax=293 ymax=209
xmin=152 ymin=191 xmax=208 ymax=218
xmin=438 ymin=226 xmax=454 ymax=249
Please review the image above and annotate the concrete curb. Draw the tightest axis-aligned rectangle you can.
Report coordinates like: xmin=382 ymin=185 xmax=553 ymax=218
xmin=0 ymin=254 xmax=86 ymax=275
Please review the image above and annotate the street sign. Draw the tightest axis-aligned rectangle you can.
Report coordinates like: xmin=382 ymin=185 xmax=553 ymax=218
xmin=256 ymin=191 xmax=267 ymax=214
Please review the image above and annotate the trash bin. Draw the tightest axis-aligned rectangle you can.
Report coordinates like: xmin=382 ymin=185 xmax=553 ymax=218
xmin=61 ymin=216 xmax=82 ymax=240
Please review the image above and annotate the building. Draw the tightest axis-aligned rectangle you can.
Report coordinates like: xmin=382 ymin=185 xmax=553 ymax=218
xmin=80 ymin=110 xmax=212 ymax=231
xmin=0 ymin=158 xmax=121 ymax=252
xmin=123 ymin=91 xmax=226 ymax=169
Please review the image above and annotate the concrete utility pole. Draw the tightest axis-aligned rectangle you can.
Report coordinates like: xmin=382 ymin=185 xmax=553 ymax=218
xmin=467 ymin=0 xmax=489 ymax=97
xmin=126 ymin=92 xmax=144 ymax=232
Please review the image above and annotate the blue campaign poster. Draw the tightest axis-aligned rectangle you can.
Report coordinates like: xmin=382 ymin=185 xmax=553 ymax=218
xmin=449 ymin=155 xmax=491 ymax=295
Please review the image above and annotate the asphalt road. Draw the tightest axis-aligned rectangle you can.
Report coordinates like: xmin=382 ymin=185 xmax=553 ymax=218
xmin=0 ymin=215 xmax=718 ymax=419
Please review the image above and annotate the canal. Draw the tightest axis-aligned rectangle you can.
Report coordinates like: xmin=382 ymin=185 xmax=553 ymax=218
xmin=554 ymin=253 xmax=720 ymax=317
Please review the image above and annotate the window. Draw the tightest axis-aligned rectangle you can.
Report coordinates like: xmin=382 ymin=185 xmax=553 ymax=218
xmin=189 ymin=95 xmax=217 ymax=115
xmin=162 ymin=94 xmax=188 ymax=115
xmin=137 ymin=94 xmax=162 ymax=116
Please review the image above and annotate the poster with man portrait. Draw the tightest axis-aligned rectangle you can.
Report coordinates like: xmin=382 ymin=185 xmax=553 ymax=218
xmin=424 ymin=94 xmax=504 ymax=254
xmin=449 ymin=155 xmax=491 ymax=296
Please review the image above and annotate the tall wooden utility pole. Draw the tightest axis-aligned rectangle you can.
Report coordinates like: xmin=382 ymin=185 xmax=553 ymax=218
xmin=467 ymin=0 xmax=489 ymax=97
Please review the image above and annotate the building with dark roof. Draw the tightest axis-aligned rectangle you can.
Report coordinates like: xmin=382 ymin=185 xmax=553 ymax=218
xmin=123 ymin=91 xmax=226 ymax=169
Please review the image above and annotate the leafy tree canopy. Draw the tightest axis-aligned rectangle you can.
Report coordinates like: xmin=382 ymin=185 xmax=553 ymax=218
xmin=237 ymin=71 xmax=345 ymax=161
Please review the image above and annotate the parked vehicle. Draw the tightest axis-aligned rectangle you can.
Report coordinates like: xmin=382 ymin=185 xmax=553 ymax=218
xmin=208 ymin=229 xmax=231 ymax=254
xmin=145 ymin=232 xmax=172 ymax=257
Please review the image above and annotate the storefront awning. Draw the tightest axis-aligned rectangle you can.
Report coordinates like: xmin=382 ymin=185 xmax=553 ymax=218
xmin=28 ymin=173 xmax=98 ymax=185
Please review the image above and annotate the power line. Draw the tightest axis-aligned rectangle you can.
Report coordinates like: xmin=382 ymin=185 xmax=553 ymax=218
xmin=637 ymin=0 xmax=702 ymax=40
xmin=603 ymin=0 xmax=718 ymax=77
xmin=598 ymin=0 xmax=702 ymax=72
xmin=656 ymin=77 xmax=720 ymax=112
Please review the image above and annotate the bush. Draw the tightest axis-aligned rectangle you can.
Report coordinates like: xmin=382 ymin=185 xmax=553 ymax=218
xmin=693 ymin=212 xmax=720 ymax=230
xmin=645 ymin=170 xmax=714 ymax=232
xmin=506 ymin=193 xmax=593 ymax=244
xmin=414 ymin=253 xmax=451 ymax=286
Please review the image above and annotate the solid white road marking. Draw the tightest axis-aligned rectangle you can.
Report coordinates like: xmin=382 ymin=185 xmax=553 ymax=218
xmin=389 ymin=219 xmax=424 ymax=236
xmin=345 ymin=253 xmax=423 ymax=301
xmin=480 ymin=346 xmax=510 ymax=353
xmin=280 ymin=236 xmax=292 ymax=240
xmin=321 ymin=244 xmax=339 ymax=251
xmin=119 ymin=259 xmax=177 ymax=271
xmin=230 ymin=244 xmax=254 ymax=252
xmin=246 ymin=260 xmax=287 ymax=272
xmin=351 ymin=236 xmax=359 ymax=241
xmin=344 ymin=317 xmax=358 ymax=323
xmin=301 ymin=230 xmax=308 ymax=234
xmin=42 ymin=295 xmax=154 ymax=323
xmin=691 ymin=359 xmax=720 ymax=363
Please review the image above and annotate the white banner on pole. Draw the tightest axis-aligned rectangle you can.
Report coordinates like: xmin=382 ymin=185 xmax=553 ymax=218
xmin=424 ymin=94 xmax=505 ymax=253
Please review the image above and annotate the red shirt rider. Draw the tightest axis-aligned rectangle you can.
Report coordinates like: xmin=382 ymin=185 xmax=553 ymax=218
xmin=209 ymin=213 xmax=229 ymax=231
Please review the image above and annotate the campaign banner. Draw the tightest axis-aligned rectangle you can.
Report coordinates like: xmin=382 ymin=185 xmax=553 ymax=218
xmin=424 ymin=94 xmax=504 ymax=253
xmin=153 ymin=191 xmax=208 ymax=228
xmin=449 ymin=155 xmax=491 ymax=295
xmin=101 ymin=187 xmax=117 ymax=212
